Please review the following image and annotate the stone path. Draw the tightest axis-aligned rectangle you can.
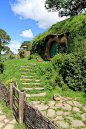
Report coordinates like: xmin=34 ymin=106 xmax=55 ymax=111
xmin=0 ymin=106 xmax=16 ymax=129
xmin=32 ymin=98 xmax=86 ymax=129
xmin=19 ymin=64 xmax=46 ymax=98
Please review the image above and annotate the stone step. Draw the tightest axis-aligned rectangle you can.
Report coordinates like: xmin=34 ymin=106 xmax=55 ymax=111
xmin=24 ymin=87 xmax=44 ymax=91
xmin=20 ymin=79 xmax=40 ymax=82
xmin=20 ymin=79 xmax=32 ymax=81
xmin=20 ymin=69 xmax=33 ymax=71
xmin=31 ymin=92 xmax=46 ymax=97
xmin=21 ymin=75 xmax=34 ymax=77
xmin=30 ymin=63 xmax=36 ymax=66
xmin=26 ymin=92 xmax=46 ymax=97
xmin=22 ymin=72 xmax=27 ymax=74
xmin=22 ymin=83 xmax=40 ymax=85
xmin=23 ymin=69 xmax=33 ymax=71
xmin=20 ymin=66 xmax=30 ymax=67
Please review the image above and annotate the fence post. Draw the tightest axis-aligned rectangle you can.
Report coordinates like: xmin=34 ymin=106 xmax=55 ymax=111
xmin=9 ymin=81 xmax=13 ymax=108
xmin=19 ymin=88 xmax=26 ymax=126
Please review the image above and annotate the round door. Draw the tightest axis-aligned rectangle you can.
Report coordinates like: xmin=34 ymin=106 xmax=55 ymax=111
xmin=50 ymin=42 xmax=58 ymax=58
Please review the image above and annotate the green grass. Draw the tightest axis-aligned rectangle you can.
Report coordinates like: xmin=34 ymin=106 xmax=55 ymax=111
xmin=0 ymin=57 xmax=86 ymax=106
xmin=0 ymin=99 xmax=13 ymax=116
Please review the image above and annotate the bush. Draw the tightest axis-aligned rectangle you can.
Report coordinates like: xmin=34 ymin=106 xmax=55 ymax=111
xmin=51 ymin=53 xmax=64 ymax=70
xmin=0 ymin=62 xmax=4 ymax=73
xmin=18 ymin=49 xmax=25 ymax=58
xmin=60 ymin=47 xmax=86 ymax=92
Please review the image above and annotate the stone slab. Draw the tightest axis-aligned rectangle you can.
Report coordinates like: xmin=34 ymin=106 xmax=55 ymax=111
xmin=55 ymin=102 xmax=63 ymax=108
xmin=57 ymin=121 xmax=69 ymax=128
xmin=55 ymin=116 xmax=64 ymax=120
xmin=22 ymin=83 xmax=40 ymax=85
xmin=31 ymin=92 xmax=46 ymax=97
xmin=48 ymin=101 xmax=55 ymax=107
xmin=56 ymin=111 xmax=63 ymax=115
xmin=47 ymin=109 xmax=55 ymax=118
xmin=63 ymin=112 xmax=70 ymax=115
xmin=35 ymin=104 xmax=48 ymax=111
xmin=0 ymin=123 xmax=4 ymax=128
xmin=9 ymin=119 xmax=16 ymax=124
xmin=81 ymin=113 xmax=86 ymax=121
xmin=62 ymin=104 xmax=72 ymax=111
xmin=0 ymin=115 xmax=6 ymax=121
xmin=26 ymin=94 xmax=31 ymax=97
xmin=72 ymin=120 xmax=85 ymax=127
xmin=73 ymin=107 xmax=81 ymax=113
xmin=4 ymin=119 xmax=9 ymax=123
xmin=73 ymin=101 xmax=82 ymax=107
xmin=66 ymin=100 xmax=74 ymax=105
xmin=4 ymin=124 xmax=15 ymax=129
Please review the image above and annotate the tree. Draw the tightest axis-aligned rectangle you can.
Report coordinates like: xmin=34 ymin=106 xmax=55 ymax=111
xmin=45 ymin=0 xmax=86 ymax=17
xmin=20 ymin=41 xmax=31 ymax=51
xmin=0 ymin=29 xmax=11 ymax=61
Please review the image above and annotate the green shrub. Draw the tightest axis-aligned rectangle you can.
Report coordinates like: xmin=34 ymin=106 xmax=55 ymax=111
xmin=60 ymin=46 xmax=86 ymax=92
xmin=18 ymin=49 xmax=25 ymax=58
xmin=0 ymin=62 xmax=4 ymax=73
xmin=51 ymin=53 xmax=64 ymax=70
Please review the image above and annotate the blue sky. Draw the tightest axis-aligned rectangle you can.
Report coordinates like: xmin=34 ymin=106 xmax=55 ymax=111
xmin=0 ymin=0 xmax=67 ymax=54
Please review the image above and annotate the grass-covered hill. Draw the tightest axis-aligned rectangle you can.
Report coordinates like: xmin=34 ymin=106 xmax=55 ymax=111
xmin=31 ymin=12 xmax=86 ymax=57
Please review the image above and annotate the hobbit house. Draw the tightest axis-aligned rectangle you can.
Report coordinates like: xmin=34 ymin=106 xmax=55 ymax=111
xmin=45 ymin=32 xmax=69 ymax=59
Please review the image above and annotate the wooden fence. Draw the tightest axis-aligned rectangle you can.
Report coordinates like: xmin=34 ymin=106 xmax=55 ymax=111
xmin=0 ymin=81 xmax=61 ymax=129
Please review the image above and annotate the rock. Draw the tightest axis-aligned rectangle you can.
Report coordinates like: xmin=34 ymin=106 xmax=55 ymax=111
xmin=31 ymin=92 xmax=46 ymax=97
xmin=0 ymin=123 xmax=4 ymax=128
xmin=31 ymin=101 xmax=40 ymax=105
xmin=47 ymin=109 xmax=55 ymax=118
xmin=0 ymin=115 xmax=6 ymax=121
xmin=56 ymin=111 xmax=63 ymax=115
xmin=73 ymin=101 xmax=82 ymax=107
xmin=73 ymin=107 xmax=81 ymax=113
xmin=81 ymin=113 xmax=86 ymax=121
xmin=35 ymin=104 xmax=48 ymax=111
xmin=62 ymin=104 xmax=72 ymax=111
xmin=55 ymin=102 xmax=63 ymax=108
xmin=63 ymin=112 xmax=70 ymax=115
xmin=72 ymin=120 xmax=85 ymax=127
xmin=4 ymin=119 xmax=9 ymax=123
xmin=66 ymin=116 xmax=73 ymax=120
xmin=48 ymin=101 xmax=55 ymax=107
xmin=66 ymin=101 xmax=74 ymax=105
xmin=9 ymin=119 xmax=16 ymax=124
xmin=4 ymin=124 xmax=15 ymax=129
xmin=57 ymin=121 xmax=69 ymax=128
xmin=83 ymin=106 xmax=86 ymax=111
xmin=55 ymin=116 xmax=64 ymax=120
xmin=26 ymin=94 xmax=31 ymax=97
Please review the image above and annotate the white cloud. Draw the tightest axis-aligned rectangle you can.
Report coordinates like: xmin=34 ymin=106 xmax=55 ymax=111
xmin=9 ymin=0 xmax=67 ymax=29
xmin=9 ymin=40 xmax=21 ymax=54
xmin=20 ymin=29 xmax=33 ymax=38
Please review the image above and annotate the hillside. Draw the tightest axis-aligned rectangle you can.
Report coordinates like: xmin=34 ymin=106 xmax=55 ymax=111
xmin=31 ymin=12 xmax=86 ymax=57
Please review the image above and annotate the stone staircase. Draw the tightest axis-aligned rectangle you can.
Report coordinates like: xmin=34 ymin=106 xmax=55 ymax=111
xmin=19 ymin=63 xmax=46 ymax=98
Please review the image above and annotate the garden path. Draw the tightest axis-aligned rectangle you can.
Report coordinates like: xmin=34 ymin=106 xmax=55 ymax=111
xmin=32 ymin=97 xmax=86 ymax=129
xmin=19 ymin=63 xmax=46 ymax=98
xmin=0 ymin=105 xmax=16 ymax=129
xmin=19 ymin=63 xmax=86 ymax=128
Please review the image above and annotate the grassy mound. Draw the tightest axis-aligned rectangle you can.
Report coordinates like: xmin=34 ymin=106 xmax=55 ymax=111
xmin=31 ymin=12 xmax=86 ymax=57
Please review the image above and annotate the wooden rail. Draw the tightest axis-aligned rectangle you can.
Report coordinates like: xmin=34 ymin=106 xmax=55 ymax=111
xmin=9 ymin=82 xmax=26 ymax=126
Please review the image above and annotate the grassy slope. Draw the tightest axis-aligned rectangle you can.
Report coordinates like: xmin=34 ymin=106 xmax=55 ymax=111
xmin=33 ymin=12 xmax=86 ymax=42
xmin=0 ymin=57 xmax=86 ymax=105
xmin=32 ymin=12 xmax=86 ymax=55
